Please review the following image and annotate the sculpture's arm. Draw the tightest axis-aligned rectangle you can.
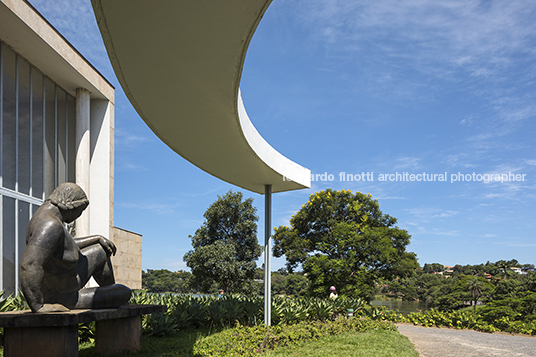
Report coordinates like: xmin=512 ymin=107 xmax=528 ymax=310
xmin=75 ymin=235 xmax=116 ymax=256
xmin=20 ymin=222 xmax=67 ymax=313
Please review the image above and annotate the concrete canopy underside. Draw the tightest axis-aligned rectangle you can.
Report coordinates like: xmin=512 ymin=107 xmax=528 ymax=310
xmin=92 ymin=0 xmax=310 ymax=194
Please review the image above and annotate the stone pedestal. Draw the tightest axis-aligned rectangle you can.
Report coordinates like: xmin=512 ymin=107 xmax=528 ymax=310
xmin=5 ymin=325 xmax=79 ymax=357
xmin=0 ymin=304 xmax=166 ymax=357
xmin=95 ymin=315 xmax=143 ymax=354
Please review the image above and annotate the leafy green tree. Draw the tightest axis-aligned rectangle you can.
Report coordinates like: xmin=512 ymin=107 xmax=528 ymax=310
xmin=496 ymin=260 xmax=509 ymax=279
xmin=490 ymin=272 xmax=536 ymax=301
xmin=284 ymin=273 xmax=308 ymax=296
xmin=521 ymin=263 xmax=535 ymax=270
xmin=480 ymin=291 xmax=536 ymax=324
xmin=273 ymin=189 xmax=418 ymax=301
xmin=507 ymin=259 xmax=519 ymax=267
xmin=466 ymin=276 xmax=485 ymax=311
xmin=271 ymin=272 xmax=287 ymax=295
xmin=432 ymin=275 xmax=493 ymax=310
xmin=142 ymin=269 xmax=194 ymax=293
xmin=423 ymin=263 xmax=444 ymax=273
xmin=183 ymin=191 xmax=261 ymax=294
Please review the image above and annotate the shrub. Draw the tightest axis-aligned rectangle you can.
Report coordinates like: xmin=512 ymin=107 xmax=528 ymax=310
xmin=193 ymin=317 xmax=396 ymax=356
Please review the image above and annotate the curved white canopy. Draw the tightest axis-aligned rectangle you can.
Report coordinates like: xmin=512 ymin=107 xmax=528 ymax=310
xmin=91 ymin=0 xmax=310 ymax=194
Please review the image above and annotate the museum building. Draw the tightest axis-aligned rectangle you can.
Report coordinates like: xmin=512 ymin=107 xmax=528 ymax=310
xmin=0 ymin=0 xmax=141 ymax=296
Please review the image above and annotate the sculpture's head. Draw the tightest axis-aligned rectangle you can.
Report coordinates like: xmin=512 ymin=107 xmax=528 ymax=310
xmin=47 ymin=183 xmax=89 ymax=223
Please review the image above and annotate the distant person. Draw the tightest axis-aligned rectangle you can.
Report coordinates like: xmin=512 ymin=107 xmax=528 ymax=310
xmin=217 ymin=289 xmax=225 ymax=298
xmin=329 ymin=286 xmax=338 ymax=299
xmin=20 ymin=182 xmax=131 ymax=313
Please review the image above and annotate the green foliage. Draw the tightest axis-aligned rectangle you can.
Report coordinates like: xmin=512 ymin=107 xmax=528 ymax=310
xmin=184 ymin=190 xmax=261 ymax=294
xmin=465 ymin=276 xmax=486 ymax=311
xmin=263 ymin=329 xmax=418 ymax=357
xmin=491 ymin=278 xmax=524 ymax=300
xmin=145 ymin=313 xmax=179 ymax=337
xmin=365 ymin=300 xmax=536 ymax=336
xmin=270 ymin=296 xmax=366 ymax=326
xmin=0 ymin=292 xmax=17 ymax=312
xmin=78 ymin=322 xmax=95 ymax=344
xmin=193 ymin=317 xmax=397 ymax=357
xmin=273 ymin=189 xmax=417 ymax=301
xmin=142 ymin=269 xmax=194 ymax=293
xmin=422 ymin=263 xmax=444 ymax=273
xmin=127 ymin=291 xmax=367 ymax=335
xmin=479 ymin=292 xmax=536 ymax=326
xmin=265 ymin=268 xmax=310 ymax=297
xmin=375 ymin=262 xmax=536 ymax=336
xmin=410 ymin=274 xmax=493 ymax=310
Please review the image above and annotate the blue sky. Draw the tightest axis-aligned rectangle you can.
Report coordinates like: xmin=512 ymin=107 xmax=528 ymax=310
xmin=30 ymin=0 xmax=536 ymax=271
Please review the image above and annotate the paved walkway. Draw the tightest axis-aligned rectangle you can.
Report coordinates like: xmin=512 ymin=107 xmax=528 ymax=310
xmin=396 ymin=324 xmax=536 ymax=357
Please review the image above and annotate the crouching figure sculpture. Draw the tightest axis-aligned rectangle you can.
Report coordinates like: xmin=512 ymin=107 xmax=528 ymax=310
xmin=20 ymin=182 xmax=131 ymax=313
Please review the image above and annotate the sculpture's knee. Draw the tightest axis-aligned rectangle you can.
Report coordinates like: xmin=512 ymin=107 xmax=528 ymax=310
xmin=116 ymin=284 xmax=132 ymax=305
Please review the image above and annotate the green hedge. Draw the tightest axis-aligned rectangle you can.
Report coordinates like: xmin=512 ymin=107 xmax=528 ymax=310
xmin=367 ymin=305 xmax=536 ymax=335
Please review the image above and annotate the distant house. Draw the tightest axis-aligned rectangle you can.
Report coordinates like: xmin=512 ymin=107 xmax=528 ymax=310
xmin=510 ymin=267 xmax=526 ymax=275
xmin=443 ymin=265 xmax=454 ymax=274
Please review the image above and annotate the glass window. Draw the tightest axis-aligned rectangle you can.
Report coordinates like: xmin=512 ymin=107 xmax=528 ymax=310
xmin=2 ymin=45 xmax=16 ymax=190
xmin=1 ymin=42 xmax=81 ymax=295
xmin=2 ymin=197 xmax=16 ymax=296
xmin=32 ymin=203 xmax=39 ymax=216
xmin=44 ymin=77 xmax=55 ymax=197
xmin=18 ymin=201 xmax=30 ymax=273
xmin=67 ymin=95 xmax=76 ymax=183
xmin=32 ymin=68 xmax=44 ymax=199
xmin=57 ymin=88 xmax=66 ymax=185
xmin=18 ymin=57 xmax=31 ymax=195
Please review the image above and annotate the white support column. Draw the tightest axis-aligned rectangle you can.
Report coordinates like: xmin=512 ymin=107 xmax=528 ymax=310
xmin=264 ymin=184 xmax=272 ymax=326
xmin=75 ymin=88 xmax=90 ymax=237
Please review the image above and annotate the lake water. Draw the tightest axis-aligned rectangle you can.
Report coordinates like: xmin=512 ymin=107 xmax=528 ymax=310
xmin=370 ymin=300 xmax=429 ymax=315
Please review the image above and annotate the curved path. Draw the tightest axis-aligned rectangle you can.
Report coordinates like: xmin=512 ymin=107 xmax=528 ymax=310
xmin=397 ymin=324 xmax=536 ymax=357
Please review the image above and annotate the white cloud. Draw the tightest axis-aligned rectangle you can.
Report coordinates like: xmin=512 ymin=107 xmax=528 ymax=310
xmin=117 ymin=162 xmax=147 ymax=172
xmin=405 ymin=207 xmax=459 ymax=222
xmin=393 ymin=157 xmax=421 ymax=169
xmin=411 ymin=226 xmax=460 ymax=236
xmin=115 ymin=133 xmax=152 ymax=149
xmin=301 ymin=0 xmax=536 ymax=74
xmin=460 ymin=115 xmax=476 ymax=126
xmin=117 ymin=202 xmax=179 ymax=215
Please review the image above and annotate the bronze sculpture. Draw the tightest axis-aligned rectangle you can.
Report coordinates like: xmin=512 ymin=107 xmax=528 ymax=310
xmin=20 ymin=183 xmax=131 ymax=313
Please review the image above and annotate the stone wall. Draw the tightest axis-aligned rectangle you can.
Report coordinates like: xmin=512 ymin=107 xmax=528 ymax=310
xmin=111 ymin=227 xmax=142 ymax=289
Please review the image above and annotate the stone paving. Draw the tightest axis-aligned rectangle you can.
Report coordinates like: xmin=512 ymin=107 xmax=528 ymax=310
xmin=397 ymin=323 xmax=536 ymax=357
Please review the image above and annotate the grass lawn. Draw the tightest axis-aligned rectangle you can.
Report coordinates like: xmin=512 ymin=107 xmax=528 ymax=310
xmin=263 ymin=330 xmax=418 ymax=357
xmin=78 ymin=327 xmax=417 ymax=356
xmin=79 ymin=327 xmax=212 ymax=356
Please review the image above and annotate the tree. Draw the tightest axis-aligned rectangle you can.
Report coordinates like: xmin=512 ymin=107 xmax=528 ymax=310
xmin=491 ymin=278 xmax=524 ymax=301
xmin=431 ymin=275 xmax=493 ymax=311
xmin=183 ymin=191 xmax=261 ymax=294
xmin=496 ymin=260 xmax=509 ymax=279
xmin=466 ymin=276 xmax=485 ymax=312
xmin=272 ymin=189 xmax=418 ymax=301
xmin=142 ymin=269 xmax=193 ymax=293
xmin=284 ymin=273 xmax=309 ymax=296
xmin=423 ymin=263 xmax=444 ymax=273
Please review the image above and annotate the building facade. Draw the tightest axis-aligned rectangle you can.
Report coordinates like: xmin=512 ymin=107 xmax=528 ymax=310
xmin=0 ymin=0 xmax=141 ymax=295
